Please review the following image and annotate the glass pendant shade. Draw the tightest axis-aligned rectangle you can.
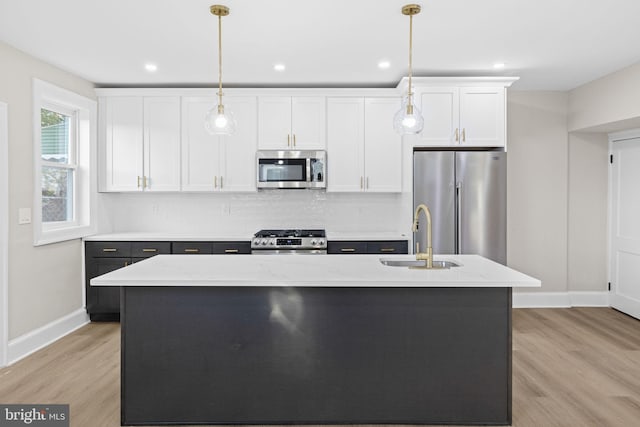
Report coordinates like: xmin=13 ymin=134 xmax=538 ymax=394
xmin=205 ymin=104 xmax=237 ymax=135
xmin=393 ymin=94 xmax=424 ymax=135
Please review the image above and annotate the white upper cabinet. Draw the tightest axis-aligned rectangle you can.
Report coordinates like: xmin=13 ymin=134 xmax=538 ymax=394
xmin=459 ymin=87 xmax=505 ymax=147
xmin=181 ymin=96 xmax=257 ymax=192
xmin=258 ymin=96 xmax=325 ymax=149
xmin=143 ymin=97 xmax=182 ymax=191
xmin=100 ymin=96 xmax=180 ymax=192
xmin=327 ymin=97 xmax=401 ymax=193
xmin=416 ymin=84 xmax=506 ymax=147
xmin=327 ymin=97 xmax=365 ymax=192
xmin=363 ymin=98 xmax=402 ymax=192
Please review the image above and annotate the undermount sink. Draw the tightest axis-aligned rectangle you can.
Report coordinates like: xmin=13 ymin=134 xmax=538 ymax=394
xmin=379 ymin=259 xmax=460 ymax=269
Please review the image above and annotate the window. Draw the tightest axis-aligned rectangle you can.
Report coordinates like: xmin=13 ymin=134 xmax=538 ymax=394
xmin=41 ymin=105 xmax=76 ymax=224
xmin=33 ymin=79 xmax=97 ymax=245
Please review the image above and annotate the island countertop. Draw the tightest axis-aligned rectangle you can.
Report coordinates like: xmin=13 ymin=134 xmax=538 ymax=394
xmin=90 ymin=254 xmax=540 ymax=288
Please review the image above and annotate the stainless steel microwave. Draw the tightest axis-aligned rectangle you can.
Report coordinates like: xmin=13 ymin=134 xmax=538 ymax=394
xmin=256 ymin=150 xmax=326 ymax=189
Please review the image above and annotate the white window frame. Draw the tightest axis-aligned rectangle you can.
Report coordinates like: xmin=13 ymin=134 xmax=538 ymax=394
xmin=33 ymin=79 xmax=97 ymax=246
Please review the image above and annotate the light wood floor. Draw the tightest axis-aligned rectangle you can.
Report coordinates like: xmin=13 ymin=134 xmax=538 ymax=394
xmin=1 ymin=308 xmax=639 ymax=427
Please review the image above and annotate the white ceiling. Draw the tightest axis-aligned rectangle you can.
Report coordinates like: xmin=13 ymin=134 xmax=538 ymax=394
xmin=1 ymin=0 xmax=639 ymax=91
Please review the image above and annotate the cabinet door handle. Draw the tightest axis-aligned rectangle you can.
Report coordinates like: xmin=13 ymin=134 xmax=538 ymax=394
xmin=137 ymin=176 xmax=142 ymax=188
xmin=214 ymin=176 xmax=218 ymax=189
xmin=184 ymin=248 xmax=200 ymax=253
xmin=287 ymin=134 xmax=290 ymax=147
xmin=124 ymin=261 xmax=129 ymax=267
xmin=366 ymin=177 xmax=369 ymax=189
xmin=143 ymin=176 xmax=148 ymax=189
xmin=293 ymin=134 xmax=296 ymax=147
xmin=341 ymin=248 xmax=356 ymax=253
xmin=360 ymin=176 xmax=364 ymax=189
xmin=224 ymin=249 xmax=239 ymax=253
xmin=462 ymin=128 xmax=466 ymax=142
xmin=220 ymin=176 xmax=223 ymax=189
xmin=142 ymin=248 xmax=157 ymax=253
xmin=455 ymin=128 xmax=459 ymax=142
xmin=380 ymin=248 xmax=396 ymax=252
xmin=102 ymin=248 xmax=117 ymax=253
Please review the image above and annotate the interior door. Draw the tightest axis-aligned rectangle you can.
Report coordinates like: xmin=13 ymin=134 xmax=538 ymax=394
xmin=610 ymin=137 xmax=640 ymax=319
xmin=456 ymin=151 xmax=507 ymax=264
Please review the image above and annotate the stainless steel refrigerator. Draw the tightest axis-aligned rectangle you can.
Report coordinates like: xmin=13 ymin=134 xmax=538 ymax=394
xmin=413 ymin=150 xmax=507 ymax=264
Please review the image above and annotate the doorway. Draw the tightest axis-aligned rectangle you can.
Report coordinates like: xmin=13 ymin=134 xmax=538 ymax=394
xmin=609 ymin=133 xmax=640 ymax=319
xmin=0 ymin=101 xmax=8 ymax=367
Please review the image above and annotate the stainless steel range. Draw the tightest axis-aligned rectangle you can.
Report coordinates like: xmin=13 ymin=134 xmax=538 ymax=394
xmin=251 ymin=229 xmax=327 ymax=254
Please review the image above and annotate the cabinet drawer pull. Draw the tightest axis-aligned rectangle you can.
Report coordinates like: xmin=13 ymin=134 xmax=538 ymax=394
xmin=224 ymin=249 xmax=239 ymax=253
xmin=184 ymin=249 xmax=200 ymax=253
xmin=102 ymin=248 xmax=117 ymax=253
xmin=380 ymin=248 xmax=396 ymax=252
xmin=124 ymin=261 xmax=129 ymax=267
xmin=341 ymin=248 xmax=356 ymax=253
xmin=142 ymin=248 xmax=158 ymax=253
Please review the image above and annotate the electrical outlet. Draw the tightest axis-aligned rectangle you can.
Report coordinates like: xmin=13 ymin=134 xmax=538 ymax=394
xmin=18 ymin=208 xmax=31 ymax=225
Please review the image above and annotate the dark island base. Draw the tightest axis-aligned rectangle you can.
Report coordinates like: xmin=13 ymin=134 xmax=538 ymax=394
xmin=121 ymin=286 xmax=512 ymax=425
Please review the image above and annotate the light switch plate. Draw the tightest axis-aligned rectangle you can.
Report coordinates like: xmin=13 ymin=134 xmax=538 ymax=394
xmin=18 ymin=208 xmax=31 ymax=225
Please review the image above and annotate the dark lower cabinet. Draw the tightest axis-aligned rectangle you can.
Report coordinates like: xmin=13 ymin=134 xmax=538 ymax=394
xmin=86 ymin=240 xmax=251 ymax=321
xmin=85 ymin=241 xmax=170 ymax=321
xmin=328 ymin=240 xmax=408 ymax=254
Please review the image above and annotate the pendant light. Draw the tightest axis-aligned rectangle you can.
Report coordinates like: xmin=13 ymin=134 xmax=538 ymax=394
xmin=205 ymin=4 xmax=237 ymax=135
xmin=393 ymin=4 xmax=424 ymax=135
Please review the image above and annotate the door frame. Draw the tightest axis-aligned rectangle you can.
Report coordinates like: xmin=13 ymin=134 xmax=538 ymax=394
xmin=608 ymin=128 xmax=640 ymax=319
xmin=1 ymin=101 xmax=8 ymax=367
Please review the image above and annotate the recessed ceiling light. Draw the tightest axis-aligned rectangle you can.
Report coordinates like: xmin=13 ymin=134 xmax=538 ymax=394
xmin=144 ymin=63 xmax=158 ymax=73
xmin=493 ymin=62 xmax=506 ymax=69
xmin=274 ymin=63 xmax=286 ymax=72
xmin=378 ymin=60 xmax=391 ymax=69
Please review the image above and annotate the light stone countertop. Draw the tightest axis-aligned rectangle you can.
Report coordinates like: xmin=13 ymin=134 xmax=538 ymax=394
xmin=84 ymin=232 xmax=409 ymax=242
xmin=84 ymin=233 xmax=251 ymax=242
xmin=91 ymin=254 xmax=541 ymax=288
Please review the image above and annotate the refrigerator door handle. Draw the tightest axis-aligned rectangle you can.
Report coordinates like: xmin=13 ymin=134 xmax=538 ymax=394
xmin=456 ymin=181 xmax=462 ymax=254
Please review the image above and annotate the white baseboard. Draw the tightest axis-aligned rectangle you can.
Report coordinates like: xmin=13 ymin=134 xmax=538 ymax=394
xmin=7 ymin=308 xmax=89 ymax=365
xmin=513 ymin=291 xmax=609 ymax=308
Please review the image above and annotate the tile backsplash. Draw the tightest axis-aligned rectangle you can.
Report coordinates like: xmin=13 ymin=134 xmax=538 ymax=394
xmin=97 ymin=190 xmax=411 ymax=237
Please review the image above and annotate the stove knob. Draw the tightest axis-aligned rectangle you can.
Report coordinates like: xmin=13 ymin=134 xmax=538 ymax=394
xmin=269 ymin=239 xmax=275 ymax=245
xmin=311 ymin=239 xmax=317 ymax=246
xmin=318 ymin=239 xmax=325 ymax=246
xmin=262 ymin=239 xmax=269 ymax=245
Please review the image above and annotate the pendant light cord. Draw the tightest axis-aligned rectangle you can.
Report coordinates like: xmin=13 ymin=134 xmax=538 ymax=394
xmin=408 ymin=13 xmax=413 ymax=105
xmin=218 ymin=13 xmax=223 ymax=109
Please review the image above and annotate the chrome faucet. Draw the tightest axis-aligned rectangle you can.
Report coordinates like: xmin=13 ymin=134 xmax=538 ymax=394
xmin=412 ymin=204 xmax=433 ymax=269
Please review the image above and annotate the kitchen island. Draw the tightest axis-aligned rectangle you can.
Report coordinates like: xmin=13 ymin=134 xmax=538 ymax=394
xmin=91 ymin=254 xmax=540 ymax=426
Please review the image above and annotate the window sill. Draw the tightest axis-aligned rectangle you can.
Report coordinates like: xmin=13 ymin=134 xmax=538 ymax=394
xmin=34 ymin=224 xmax=96 ymax=246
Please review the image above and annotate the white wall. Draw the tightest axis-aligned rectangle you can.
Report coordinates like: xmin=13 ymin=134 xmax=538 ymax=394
xmin=567 ymin=133 xmax=608 ymax=292
xmin=0 ymin=41 xmax=95 ymax=340
xmin=568 ymin=62 xmax=640 ymax=132
xmin=507 ymin=91 xmax=569 ymax=293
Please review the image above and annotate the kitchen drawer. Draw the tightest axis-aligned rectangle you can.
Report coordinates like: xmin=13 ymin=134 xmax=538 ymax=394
xmin=366 ymin=240 xmax=408 ymax=254
xmin=172 ymin=242 xmax=213 ymax=254
xmin=327 ymin=241 xmax=367 ymax=254
xmin=86 ymin=241 xmax=131 ymax=258
xmin=131 ymin=241 xmax=171 ymax=258
xmin=212 ymin=242 xmax=251 ymax=254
